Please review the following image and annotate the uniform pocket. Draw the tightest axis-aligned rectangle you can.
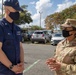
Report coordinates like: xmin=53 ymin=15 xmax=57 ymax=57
xmin=5 ymin=34 xmax=14 ymax=40
xmin=3 ymin=35 xmax=14 ymax=49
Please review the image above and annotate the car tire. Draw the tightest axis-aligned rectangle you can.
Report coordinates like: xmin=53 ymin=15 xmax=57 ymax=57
xmin=43 ymin=39 xmax=47 ymax=44
xmin=52 ymin=43 xmax=56 ymax=46
xmin=31 ymin=41 xmax=34 ymax=43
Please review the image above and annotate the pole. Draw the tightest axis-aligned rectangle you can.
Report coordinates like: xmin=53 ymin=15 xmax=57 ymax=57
xmin=2 ymin=0 xmax=3 ymax=18
xmin=39 ymin=12 xmax=42 ymax=28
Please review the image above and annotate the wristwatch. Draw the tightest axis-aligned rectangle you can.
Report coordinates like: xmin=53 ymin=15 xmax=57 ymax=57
xmin=9 ymin=64 xmax=14 ymax=69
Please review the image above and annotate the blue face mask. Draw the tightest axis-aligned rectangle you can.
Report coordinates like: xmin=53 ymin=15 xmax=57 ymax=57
xmin=9 ymin=12 xmax=20 ymax=20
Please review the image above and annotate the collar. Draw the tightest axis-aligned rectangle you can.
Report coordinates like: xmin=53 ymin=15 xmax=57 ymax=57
xmin=62 ymin=38 xmax=76 ymax=47
xmin=2 ymin=18 xmax=15 ymax=30
xmin=3 ymin=18 xmax=14 ymax=25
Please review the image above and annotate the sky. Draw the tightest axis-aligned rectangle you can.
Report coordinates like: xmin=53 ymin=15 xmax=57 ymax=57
xmin=0 ymin=0 xmax=76 ymax=28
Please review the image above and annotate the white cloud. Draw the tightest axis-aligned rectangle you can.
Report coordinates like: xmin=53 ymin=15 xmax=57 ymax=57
xmin=30 ymin=1 xmax=35 ymax=5
xmin=56 ymin=0 xmax=76 ymax=12
xmin=31 ymin=0 xmax=53 ymax=27
xmin=28 ymin=11 xmax=32 ymax=14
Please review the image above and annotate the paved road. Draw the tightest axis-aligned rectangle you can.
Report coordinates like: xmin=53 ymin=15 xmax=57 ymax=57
xmin=23 ymin=43 xmax=56 ymax=75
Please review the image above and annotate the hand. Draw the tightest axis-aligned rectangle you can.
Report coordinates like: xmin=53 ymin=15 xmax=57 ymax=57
xmin=46 ymin=58 xmax=56 ymax=65
xmin=16 ymin=63 xmax=24 ymax=74
xmin=11 ymin=65 xmax=23 ymax=74
xmin=48 ymin=61 xmax=61 ymax=71
xmin=46 ymin=58 xmax=61 ymax=71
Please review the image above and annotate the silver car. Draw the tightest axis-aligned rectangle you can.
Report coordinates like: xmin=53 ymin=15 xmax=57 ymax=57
xmin=31 ymin=30 xmax=50 ymax=44
xmin=51 ymin=33 xmax=64 ymax=45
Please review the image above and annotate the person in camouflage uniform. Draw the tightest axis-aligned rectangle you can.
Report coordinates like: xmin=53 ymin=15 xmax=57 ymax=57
xmin=46 ymin=19 xmax=76 ymax=75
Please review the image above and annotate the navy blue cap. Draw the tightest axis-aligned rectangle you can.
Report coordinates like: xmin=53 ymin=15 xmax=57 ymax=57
xmin=3 ymin=0 xmax=24 ymax=11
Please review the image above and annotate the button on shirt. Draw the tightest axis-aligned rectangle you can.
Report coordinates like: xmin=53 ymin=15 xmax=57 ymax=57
xmin=0 ymin=18 xmax=22 ymax=74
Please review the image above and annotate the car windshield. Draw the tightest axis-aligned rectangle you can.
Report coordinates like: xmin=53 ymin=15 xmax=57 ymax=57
xmin=54 ymin=34 xmax=62 ymax=37
xmin=42 ymin=31 xmax=47 ymax=34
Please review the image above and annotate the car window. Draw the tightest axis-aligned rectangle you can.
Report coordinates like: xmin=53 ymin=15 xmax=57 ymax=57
xmin=28 ymin=31 xmax=34 ymax=34
xmin=34 ymin=32 xmax=43 ymax=34
xmin=48 ymin=31 xmax=51 ymax=33
xmin=43 ymin=31 xmax=48 ymax=34
xmin=48 ymin=31 xmax=52 ymax=34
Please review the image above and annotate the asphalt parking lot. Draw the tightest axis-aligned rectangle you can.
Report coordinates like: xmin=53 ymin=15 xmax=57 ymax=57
xmin=23 ymin=43 xmax=56 ymax=75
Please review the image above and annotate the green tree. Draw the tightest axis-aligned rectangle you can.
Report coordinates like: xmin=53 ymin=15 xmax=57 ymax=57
xmin=30 ymin=25 xmax=43 ymax=30
xmin=45 ymin=4 xmax=76 ymax=29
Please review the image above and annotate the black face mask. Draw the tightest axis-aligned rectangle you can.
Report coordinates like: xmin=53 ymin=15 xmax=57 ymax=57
xmin=9 ymin=12 xmax=20 ymax=20
xmin=62 ymin=30 xmax=72 ymax=37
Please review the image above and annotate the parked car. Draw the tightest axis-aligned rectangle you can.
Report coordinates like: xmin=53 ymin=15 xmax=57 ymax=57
xmin=27 ymin=30 xmax=34 ymax=40
xmin=47 ymin=30 xmax=53 ymax=40
xmin=51 ymin=33 xmax=64 ymax=45
xmin=21 ymin=31 xmax=28 ymax=42
xmin=31 ymin=30 xmax=50 ymax=44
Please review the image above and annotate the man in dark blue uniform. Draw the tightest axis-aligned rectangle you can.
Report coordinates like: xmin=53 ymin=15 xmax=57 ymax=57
xmin=0 ymin=0 xmax=24 ymax=75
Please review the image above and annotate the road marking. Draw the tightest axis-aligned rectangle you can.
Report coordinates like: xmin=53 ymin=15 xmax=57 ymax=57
xmin=23 ymin=59 xmax=41 ymax=73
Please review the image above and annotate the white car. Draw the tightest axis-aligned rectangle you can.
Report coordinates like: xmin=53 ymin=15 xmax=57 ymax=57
xmin=51 ymin=33 xmax=64 ymax=45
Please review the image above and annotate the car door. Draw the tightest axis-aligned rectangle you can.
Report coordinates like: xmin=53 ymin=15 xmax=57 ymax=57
xmin=43 ymin=31 xmax=50 ymax=41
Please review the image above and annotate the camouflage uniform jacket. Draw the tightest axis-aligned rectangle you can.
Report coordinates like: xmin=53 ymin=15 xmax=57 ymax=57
xmin=54 ymin=38 xmax=76 ymax=75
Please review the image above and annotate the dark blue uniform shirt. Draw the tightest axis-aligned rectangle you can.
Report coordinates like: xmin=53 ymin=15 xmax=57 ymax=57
xmin=0 ymin=18 xmax=22 ymax=74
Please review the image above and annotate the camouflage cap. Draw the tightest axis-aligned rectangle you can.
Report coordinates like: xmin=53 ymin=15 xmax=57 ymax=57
xmin=61 ymin=19 xmax=76 ymax=28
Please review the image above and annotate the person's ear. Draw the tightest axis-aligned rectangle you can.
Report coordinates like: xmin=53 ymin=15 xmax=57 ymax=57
xmin=75 ymin=31 xmax=76 ymax=36
xmin=6 ymin=9 xmax=10 ymax=15
xmin=69 ymin=31 xmax=72 ymax=35
xmin=73 ymin=31 xmax=76 ymax=37
xmin=5 ymin=6 xmax=10 ymax=15
xmin=69 ymin=31 xmax=76 ymax=36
